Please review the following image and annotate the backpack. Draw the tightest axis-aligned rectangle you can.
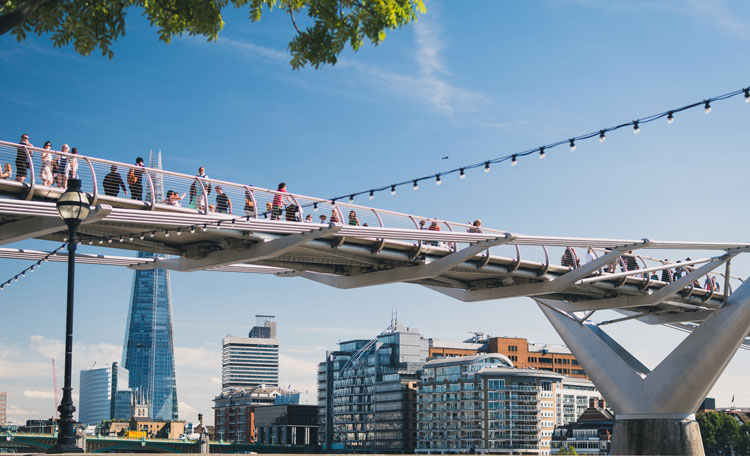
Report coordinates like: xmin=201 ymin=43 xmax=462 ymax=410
xmin=127 ymin=168 xmax=138 ymax=185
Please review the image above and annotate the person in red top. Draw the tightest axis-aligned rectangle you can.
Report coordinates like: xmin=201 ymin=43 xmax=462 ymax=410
xmin=272 ymin=182 xmax=292 ymax=220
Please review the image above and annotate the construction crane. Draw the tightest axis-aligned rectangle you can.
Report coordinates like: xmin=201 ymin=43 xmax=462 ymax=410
xmin=52 ymin=359 xmax=59 ymax=420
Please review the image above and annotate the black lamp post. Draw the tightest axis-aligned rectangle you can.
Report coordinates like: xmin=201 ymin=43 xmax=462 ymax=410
xmin=48 ymin=179 xmax=89 ymax=454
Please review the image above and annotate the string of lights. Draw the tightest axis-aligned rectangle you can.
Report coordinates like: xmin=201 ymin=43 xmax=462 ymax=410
xmin=0 ymin=242 xmax=67 ymax=290
xmin=328 ymin=85 xmax=750 ymax=204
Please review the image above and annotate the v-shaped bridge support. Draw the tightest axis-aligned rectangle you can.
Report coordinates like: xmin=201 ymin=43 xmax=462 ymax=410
xmin=535 ymin=275 xmax=750 ymax=455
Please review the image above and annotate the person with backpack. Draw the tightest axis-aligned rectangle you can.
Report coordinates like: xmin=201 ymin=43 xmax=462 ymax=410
xmin=128 ymin=157 xmax=145 ymax=200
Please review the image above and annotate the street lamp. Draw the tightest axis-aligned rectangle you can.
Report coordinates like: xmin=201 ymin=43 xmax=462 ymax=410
xmin=48 ymin=179 xmax=89 ymax=454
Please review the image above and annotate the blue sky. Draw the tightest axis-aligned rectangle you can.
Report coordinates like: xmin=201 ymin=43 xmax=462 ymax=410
xmin=2 ymin=0 xmax=750 ymax=425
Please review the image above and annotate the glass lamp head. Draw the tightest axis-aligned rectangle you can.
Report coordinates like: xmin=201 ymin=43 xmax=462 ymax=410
xmin=56 ymin=179 xmax=90 ymax=224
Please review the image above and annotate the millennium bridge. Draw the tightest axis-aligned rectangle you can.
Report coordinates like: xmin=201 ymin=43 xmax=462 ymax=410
xmin=2 ymin=140 xmax=750 ymax=455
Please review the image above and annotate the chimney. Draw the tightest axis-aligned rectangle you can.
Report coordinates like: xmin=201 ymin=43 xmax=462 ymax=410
xmin=598 ymin=399 xmax=605 ymax=409
xmin=198 ymin=414 xmax=203 ymax=427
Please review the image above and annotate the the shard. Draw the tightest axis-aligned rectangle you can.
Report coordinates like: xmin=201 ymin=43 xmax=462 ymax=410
xmin=122 ymin=150 xmax=178 ymax=421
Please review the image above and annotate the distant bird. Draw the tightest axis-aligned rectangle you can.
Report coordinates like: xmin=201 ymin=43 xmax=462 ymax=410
xmin=441 ymin=156 xmax=449 ymax=160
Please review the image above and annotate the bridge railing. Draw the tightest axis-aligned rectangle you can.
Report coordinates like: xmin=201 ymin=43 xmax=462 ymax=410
xmin=0 ymin=140 xmax=739 ymax=294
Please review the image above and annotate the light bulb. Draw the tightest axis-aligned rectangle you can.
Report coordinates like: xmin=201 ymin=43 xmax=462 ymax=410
xmin=539 ymin=147 xmax=545 ymax=159
xmin=413 ymin=180 xmax=419 ymax=191
xmin=99 ymin=239 xmax=104 ymax=244
xmin=119 ymin=235 xmax=124 ymax=242
xmin=436 ymin=175 xmax=441 ymax=185
xmin=150 ymin=231 xmax=155 ymax=238
xmin=511 ymin=155 xmax=517 ymax=166
xmin=599 ymin=130 xmax=606 ymax=142
xmin=484 ymin=162 xmax=490 ymax=173
xmin=202 ymin=224 xmax=207 ymax=232
xmin=30 ymin=266 xmax=34 ymax=272
xmin=349 ymin=195 xmax=354 ymax=203
xmin=331 ymin=199 xmax=336 ymax=206
xmin=190 ymin=226 xmax=196 ymax=234
xmin=313 ymin=203 xmax=318 ymax=212
xmin=569 ymin=139 xmax=576 ymax=151
xmin=667 ymin=112 xmax=674 ymax=124
xmin=460 ymin=168 xmax=466 ymax=179
xmin=369 ymin=190 xmax=374 ymax=200
xmin=391 ymin=185 xmax=396 ymax=195
xmin=704 ymin=100 xmax=711 ymax=114
xmin=633 ymin=121 xmax=640 ymax=134
xmin=129 ymin=235 xmax=134 ymax=241
xmin=745 ymin=88 xmax=750 ymax=103
xmin=88 ymin=239 xmax=93 ymax=245
xmin=139 ymin=233 xmax=145 ymax=240
xmin=107 ymin=238 xmax=112 ymax=243
xmin=165 ymin=230 xmax=170 ymax=238
xmin=177 ymin=228 xmax=182 ymax=236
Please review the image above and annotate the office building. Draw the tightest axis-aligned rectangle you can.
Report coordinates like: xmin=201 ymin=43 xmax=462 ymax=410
xmin=488 ymin=337 xmax=588 ymax=379
xmin=416 ymin=353 xmax=600 ymax=455
xmin=0 ymin=392 xmax=6 ymax=426
xmin=78 ymin=363 xmax=131 ymax=425
xmin=213 ymin=386 xmax=298 ymax=442
xmin=556 ymin=377 xmax=601 ymax=426
xmin=255 ymin=404 xmax=318 ymax=446
xmin=318 ymin=319 xmax=429 ymax=453
xmin=122 ymin=150 xmax=178 ymax=421
xmin=222 ymin=315 xmax=279 ymax=390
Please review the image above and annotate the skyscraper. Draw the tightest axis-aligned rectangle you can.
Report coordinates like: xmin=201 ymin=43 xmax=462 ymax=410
xmin=122 ymin=151 xmax=178 ymax=421
xmin=78 ymin=363 xmax=130 ymax=425
xmin=0 ymin=392 xmax=6 ymax=426
xmin=222 ymin=315 xmax=279 ymax=390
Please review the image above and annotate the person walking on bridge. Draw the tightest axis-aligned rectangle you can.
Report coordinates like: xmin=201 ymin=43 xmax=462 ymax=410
xmin=103 ymin=165 xmax=128 ymax=197
xmin=128 ymin=157 xmax=145 ymax=200
xmin=14 ymin=133 xmax=32 ymax=183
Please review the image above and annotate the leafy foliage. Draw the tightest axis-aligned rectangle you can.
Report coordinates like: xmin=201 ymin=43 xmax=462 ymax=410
xmin=697 ymin=411 xmax=742 ymax=456
xmin=0 ymin=0 xmax=424 ymax=68
xmin=738 ymin=422 xmax=750 ymax=456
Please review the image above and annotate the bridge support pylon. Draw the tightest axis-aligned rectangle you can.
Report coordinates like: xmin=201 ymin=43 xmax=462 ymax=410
xmin=535 ymin=277 xmax=750 ymax=456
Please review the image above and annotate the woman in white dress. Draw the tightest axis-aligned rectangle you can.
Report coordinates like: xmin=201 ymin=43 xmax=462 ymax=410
xmin=40 ymin=141 xmax=54 ymax=186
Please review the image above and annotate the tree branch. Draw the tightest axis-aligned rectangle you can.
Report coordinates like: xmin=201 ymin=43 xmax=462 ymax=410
xmin=0 ymin=0 xmax=54 ymax=35
xmin=287 ymin=3 xmax=300 ymax=34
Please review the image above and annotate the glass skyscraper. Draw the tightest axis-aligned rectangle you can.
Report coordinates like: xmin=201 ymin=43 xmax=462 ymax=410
xmin=122 ymin=150 xmax=178 ymax=421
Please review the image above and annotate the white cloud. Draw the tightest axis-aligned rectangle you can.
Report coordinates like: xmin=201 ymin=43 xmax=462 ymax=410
xmin=24 ymin=390 xmax=56 ymax=399
xmin=175 ymin=346 xmax=218 ymax=370
xmin=6 ymin=405 xmax=40 ymax=420
xmin=30 ymin=335 xmax=64 ymax=359
xmin=210 ymin=376 xmax=222 ymax=385
xmin=216 ymin=37 xmax=289 ymax=62
xmin=179 ymin=401 xmax=200 ymax=420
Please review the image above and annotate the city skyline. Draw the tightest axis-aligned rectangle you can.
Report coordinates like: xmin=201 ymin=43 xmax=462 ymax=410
xmin=2 ymin=0 xmax=750 ymax=427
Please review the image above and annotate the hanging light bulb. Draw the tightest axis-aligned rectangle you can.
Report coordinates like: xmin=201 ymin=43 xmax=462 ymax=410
xmin=369 ymin=190 xmax=374 ymax=200
xmin=22 ymin=271 xmax=26 ymax=277
xmin=190 ymin=226 xmax=196 ymax=234
xmin=460 ymin=168 xmax=466 ymax=179
xmin=150 ymin=231 xmax=155 ymax=238
xmin=331 ymin=199 xmax=336 ymax=206
xmin=177 ymin=228 xmax=182 ymax=236
xmin=511 ymin=155 xmax=517 ymax=166
xmin=349 ymin=195 xmax=354 ymax=203
xmin=313 ymin=202 xmax=318 ymax=212
xmin=413 ymin=180 xmax=419 ymax=191
xmin=436 ymin=174 xmax=441 ymax=185
xmin=599 ymin=130 xmax=606 ymax=142
xmin=119 ymin=235 xmax=124 ymax=242
xmin=139 ymin=233 xmax=145 ymax=240
xmin=633 ymin=121 xmax=640 ymax=134
xmin=63 ymin=237 xmax=67 ymax=242
xmin=539 ymin=147 xmax=546 ymax=159
xmin=88 ymin=239 xmax=93 ymax=245
xmin=704 ymin=100 xmax=711 ymax=114
xmin=484 ymin=162 xmax=490 ymax=173
xmin=202 ymin=224 xmax=208 ymax=232
xmin=667 ymin=112 xmax=674 ymax=124
xmin=391 ymin=185 xmax=396 ymax=195
xmin=129 ymin=235 xmax=134 ymax=241
xmin=745 ymin=88 xmax=750 ymax=103
xmin=14 ymin=276 xmax=18 ymax=282
xmin=99 ymin=238 xmax=104 ymax=244
xmin=30 ymin=266 xmax=34 ymax=272
xmin=569 ymin=139 xmax=576 ymax=151
xmin=165 ymin=230 xmax=170 ymax=238
xmin=107 ymin=237 xmax=112 ymax=243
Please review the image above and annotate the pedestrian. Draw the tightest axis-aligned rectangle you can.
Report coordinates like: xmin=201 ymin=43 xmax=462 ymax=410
xmin=561 ymin=247 xmax=579 ymax=269
xmin=348 ymin=210 xmax=360 ymax=226
xmin=428 ymin=221 xmax=441 ymax=246
xmin=419 ymin=219 xmax=427 ymax=230
xmin=164 ymin=190 xmax=186 ymax=206
xmin=319 ymin=214 xmax=327 ymax=223
xmin=1 ymin=163 xmax=12 ymax=179
xmin=64 ymin=147 xmax=79 ymax=185
xmin=55 ymin=144 xmax=70 ymax=188
xmin=623 ymin=251 xmax=639 ymax=272
xmin=189 ymin=166 xmax=211 ymax=211
xmin=215 ymin=186 xmax=232 ymax=214
xmin=271 ymin=182 xmax=291 ymax=220
xmin=305 ymin=214 xmax=313 ymax=222
xmin=128 ymin=157 xmax=145 ymax=200
xmin=14 ymin=133 xmax=32 ymax=183
xmin=40 ymin=140 xmax=54 ymax=186
xmin=330 ymin=209 xmax=340 ymax=224
xmin=244 ymin=187 xmax=256 ymax=218
xmin=467 ymin=220 xmax=482 ymax=233
xmin=660 ymin=259 xmax=673 ymax=282
xmin=264 ymin=202 xmax=273 ymax=219
xmin=585 ymin=247 xmax=596 ymax=264
xmin=103 ymin=165 xmax=128 ymax=197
